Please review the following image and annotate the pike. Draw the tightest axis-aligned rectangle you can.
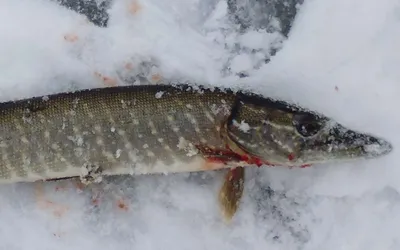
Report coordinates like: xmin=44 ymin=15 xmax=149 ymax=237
xmin=0 ymin=83 xmax=392 ymax=220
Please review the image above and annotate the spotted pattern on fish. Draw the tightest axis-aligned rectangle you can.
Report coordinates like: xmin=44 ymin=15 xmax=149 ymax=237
xmin=0 ymin=85 xmax=237 ymax=183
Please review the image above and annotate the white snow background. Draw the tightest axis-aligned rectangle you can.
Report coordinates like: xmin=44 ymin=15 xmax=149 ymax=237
xmin=0 ymin=0 xmax=399 ymax=249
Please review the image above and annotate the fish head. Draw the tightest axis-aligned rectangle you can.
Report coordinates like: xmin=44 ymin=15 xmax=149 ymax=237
xmin=224 ymin=93 xmax=393 ymax=166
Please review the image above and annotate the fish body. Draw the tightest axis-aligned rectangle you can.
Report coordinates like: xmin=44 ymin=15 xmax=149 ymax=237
xmin=0 ymin=83 xmax=392 ymax=184
xmin=0 ymin=84 xmax=238 ymax=183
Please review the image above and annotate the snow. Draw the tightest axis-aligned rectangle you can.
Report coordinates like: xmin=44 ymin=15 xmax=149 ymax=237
xmin=0 ymin=0 xmax=399 ymax=249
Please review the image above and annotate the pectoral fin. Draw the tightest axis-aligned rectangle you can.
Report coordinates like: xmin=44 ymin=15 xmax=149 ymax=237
xmin=194 ymin=144 xmax=246 ymax=221
xmin=218 ymin=167 xmax=245 ymax=222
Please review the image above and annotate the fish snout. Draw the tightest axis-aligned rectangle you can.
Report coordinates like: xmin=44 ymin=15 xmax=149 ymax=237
xmin=326 ymin=124 xmax=393 ymax=159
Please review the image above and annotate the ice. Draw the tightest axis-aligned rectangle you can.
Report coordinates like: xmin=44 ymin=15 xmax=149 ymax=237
xmin=0 ymin=0 xmax=399 ymax=249
xmin=155 ymin=91 xmax=164 ymax=98
xmin=233 ymin=120 xmax=251 ymax=133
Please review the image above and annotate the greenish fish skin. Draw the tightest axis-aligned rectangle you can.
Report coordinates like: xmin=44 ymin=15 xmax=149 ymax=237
xmin=0 ymin=83 xmax=392 ymax=184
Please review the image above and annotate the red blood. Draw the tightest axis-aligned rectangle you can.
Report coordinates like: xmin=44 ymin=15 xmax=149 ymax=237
xmin=239 ymin=154 xmax=249 ymax=162
xmin=200 ymin=143 xmax=308 ymax=168
xmin=254 ymin=158 xmax=270 ymax=167
xmin=205 ymin=157 xmax=229 ymax=164
xmin=300 ymin=164 xmax=312 ymax=168
xmin=254 ymin=158 xmax=263 ymax=167
xmin=288 ymin=153 xmax=295 ymax=161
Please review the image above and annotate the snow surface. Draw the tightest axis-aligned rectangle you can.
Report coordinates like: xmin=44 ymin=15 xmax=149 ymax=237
xmin=0 ymin=0 xmax=399 ymax=249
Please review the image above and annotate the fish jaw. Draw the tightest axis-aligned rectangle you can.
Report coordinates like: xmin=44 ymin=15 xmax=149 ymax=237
xmin=294 ymin=122 xmax=393 ymax=165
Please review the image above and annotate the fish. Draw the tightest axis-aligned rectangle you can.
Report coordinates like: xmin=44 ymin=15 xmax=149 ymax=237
xmin=0 ymin=83 xmax=392 ymax=220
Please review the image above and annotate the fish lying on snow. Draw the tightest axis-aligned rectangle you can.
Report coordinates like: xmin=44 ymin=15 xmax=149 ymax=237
xmin=0 ymin=83 xmax=392 ymax=220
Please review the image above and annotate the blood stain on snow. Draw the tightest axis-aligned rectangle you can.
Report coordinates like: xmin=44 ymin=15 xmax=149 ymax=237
xmin=64 ymin=33 xmax=79 ymax=42
xmin=117 ymin=199 xmax=129 ymax=211
xmin=94 ymin=72 xmax=118 ymax=87
xmin=128 ymin=0 xmax=142 ymax=14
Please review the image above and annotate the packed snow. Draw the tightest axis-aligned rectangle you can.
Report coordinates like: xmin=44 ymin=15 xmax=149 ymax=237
xmin=0 ymin=0 xmax=399 ymax=249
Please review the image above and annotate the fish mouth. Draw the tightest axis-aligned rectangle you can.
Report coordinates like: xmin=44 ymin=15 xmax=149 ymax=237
xmin=304 ymin=123 xmax=393 ymax=163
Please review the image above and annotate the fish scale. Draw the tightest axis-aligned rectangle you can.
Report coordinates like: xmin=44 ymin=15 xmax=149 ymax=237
xmin=0 ymin=84 xmax=237 ymax=183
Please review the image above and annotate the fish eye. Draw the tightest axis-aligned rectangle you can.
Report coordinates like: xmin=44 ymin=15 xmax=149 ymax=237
xmin=292 ymin=113 xmax=325 ymax=137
